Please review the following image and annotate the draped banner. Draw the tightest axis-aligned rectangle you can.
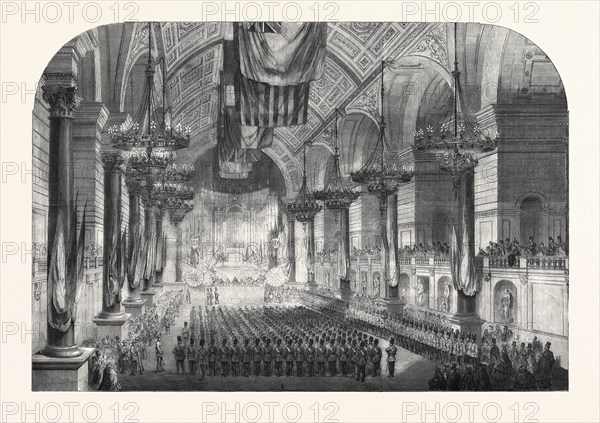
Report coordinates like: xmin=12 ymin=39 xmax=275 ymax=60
xmin=238 ymin=22 xmax=327 ymax=85
xmin=336 ymin=211 xmax=349 ymax=281
xmin=239 ymin=77 xmax=310 ymax=127
xmin=237 ymin=22 xmax=326 ymax=128
xmin=48 ymin=201 xmax=86 ymax=333
xmin=386 ymin=201 xmax=398 ymax=288
xmin=127 ymin=227 xmax=143 ymax=290
xmin=450 ymin=170 xmax=479 ymax=296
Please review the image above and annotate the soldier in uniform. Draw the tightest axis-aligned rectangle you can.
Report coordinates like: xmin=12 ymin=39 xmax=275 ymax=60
xmin=241 ymin=339 xmax=252 ymax=377
xmin=356 ymin=340 xmax=367 ymax=382
xmin=263 ymin=338 xmax=273 ymax=377
xmin=385 ymin=337 xmax=398 ymax=378
xmin=349 ymin=339 xmax=358 ymax=379
xmin=327 ymin=339 xmax=337 ymax=377
xmin=371 ymin=338 xmax=382 ymax=377
xmin=208 ymin=338 xmax=218 ymax=376
xmin=457 ymin=334 xmax=466 ymax=369
xmin=251 ymin=338 xmax=262 ymax=377
xmin=155 ymin=336 xmax=165 ymax=372
xmin=197 ymin=338 xmax=208 ymax=380
xmin=338 ymin=338 xmax=349 ymax=377
xmin=285 ymin=338 xmax=295 ymax=377
xmin=295 ymin=339 xmax=305 ymax=377
xmin=219 ymin=338 xmax=230 ymax=377
xmin=274 ymin=339 xmax=285 ymax=377
xmin=187 ymin=338 xmax=197 ymax=375
xmin=316 ymin=339 xmax=327 ymax=376
xmin=230 ymin=338 xmax=241 ymax=377
xmin=306 ymin=338 xmax=316 ymax=377
xmin=173 ymin=336 xmax=187 ymax=374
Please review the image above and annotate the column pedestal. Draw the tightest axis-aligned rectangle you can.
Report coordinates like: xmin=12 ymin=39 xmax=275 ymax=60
xmin=121 ymin=299 xmax=146 ymax=316
xmin=448 ymin=291 xmax=484 ymax=337
xmin=141 ymin=289 xmax=156 ymax=305
xmin=32 ymin=348 xmax=95 ymax=391
xmin=92 ymin=313 xmax=131 ymax=339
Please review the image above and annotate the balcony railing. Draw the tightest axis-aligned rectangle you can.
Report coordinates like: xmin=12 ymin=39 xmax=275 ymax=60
xmin=316 ymin=255 xmax=569 ymax=272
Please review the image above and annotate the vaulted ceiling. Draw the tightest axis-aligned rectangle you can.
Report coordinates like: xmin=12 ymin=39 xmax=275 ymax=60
xmin=79 ymin=21 xmax=566 ymax=194
xmin=123 ymin=22 xmax=452 ymax=160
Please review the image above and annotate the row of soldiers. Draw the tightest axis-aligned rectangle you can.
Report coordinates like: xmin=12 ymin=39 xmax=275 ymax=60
xmin=166 ymin=305 xmax=400 ymax=380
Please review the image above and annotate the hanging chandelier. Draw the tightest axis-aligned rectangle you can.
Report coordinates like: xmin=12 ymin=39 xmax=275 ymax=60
xmin=287 ymin=141 xmax=323 ymax=224
xmin=313 ymin=109 xmax=360 ymax=210
xmin=108 ymin=22 xmax=191 ymax=152
xmin=168 ymin=199 xmax=195 ymax=223
xmin=351 ymin=60 xmax=414 ymax=214
xmin=152 ymin=183 xmax=194 ymax=201
xmin=412 ymin=23 xmax=498 ymax=191
xmin=158 ymin=163 xmax=196 ymax=183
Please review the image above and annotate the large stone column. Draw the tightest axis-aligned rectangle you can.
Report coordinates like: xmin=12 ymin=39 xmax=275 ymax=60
xmin=449 ymin=169 xmax=483 ymax=336
xmin=33 ymin=34 xmax=98 ymax=391
xmin=33 ymin=80 xmax=94 ymax=391
xmin=40 ymin=83 xmax=80 ymax=357
xmin=122 ymin=177 xmax=146 ymax=316
xmin=93 ymin=152 xmax=130 ymax=337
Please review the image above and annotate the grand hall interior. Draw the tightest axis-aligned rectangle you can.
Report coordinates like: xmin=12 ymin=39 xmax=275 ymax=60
xmin=31 ymin=21 xmax=568 ymax=392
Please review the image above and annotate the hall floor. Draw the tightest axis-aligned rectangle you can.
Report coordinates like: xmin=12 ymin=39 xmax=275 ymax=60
xmin=116 ymin=301 xmax=568 ymax=391
xmin=117 ymin=302 xmax=437 ymax=391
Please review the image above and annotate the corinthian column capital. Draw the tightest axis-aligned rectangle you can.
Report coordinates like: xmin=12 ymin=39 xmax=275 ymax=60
xmin=42 ymin=84 xmax=80 ymax=118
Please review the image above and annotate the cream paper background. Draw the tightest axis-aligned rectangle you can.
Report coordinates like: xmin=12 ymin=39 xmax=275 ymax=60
xmin=0 ymin=1 xmax=598 ymax=422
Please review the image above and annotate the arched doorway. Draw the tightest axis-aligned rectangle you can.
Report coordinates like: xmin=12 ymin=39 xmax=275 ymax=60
xmin=520 ymin=196 xmax=544 ymax=243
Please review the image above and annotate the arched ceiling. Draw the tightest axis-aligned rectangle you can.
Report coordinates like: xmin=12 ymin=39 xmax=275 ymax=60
xmin=91 ymin=21 xmax=567 ymax=194
xmin=138 ymin=22 xmax=448 ymax=161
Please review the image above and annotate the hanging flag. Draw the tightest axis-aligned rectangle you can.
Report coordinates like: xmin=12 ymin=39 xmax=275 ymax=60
xmin=127 ymin=227 xmax=141 ymax=290
xmin=239 ymin=76 xmax=310 ymax=127
xmin=450 ymin=170 xmax=479 ymax=296
xmin=450 ymin=223 xmax=460 ymax=291
xmin=155 ymin=227 xmax=163 ymax=273
xmin=460 ymin=210 xmax=477 ymax=296
xmin=48 ymin=214 xmax=67 ymax=331
xmin=238 ymin=22 xmax=327 ymax=85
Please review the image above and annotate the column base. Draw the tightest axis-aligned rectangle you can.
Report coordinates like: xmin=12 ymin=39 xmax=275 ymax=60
xmin=122 ymin=299 xmax=147 ymax=316
xmin=92 ymin=313 xmax=131 ymax=339
xmin=140 ymin=289 xmax=156 ymax=305
xmin=32 ymin=347 xmax=95 ymax=391
xmin=448 ymin=313 xmax=485 ymax=338
xmin=152 ymin=284 xmax=165 ymax=295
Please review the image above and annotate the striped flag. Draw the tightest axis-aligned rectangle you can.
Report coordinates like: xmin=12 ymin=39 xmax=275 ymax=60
xmin=239 ymin=76 xmax=310 ymax=127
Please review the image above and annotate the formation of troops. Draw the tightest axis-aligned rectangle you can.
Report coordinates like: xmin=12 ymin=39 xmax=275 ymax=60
xmin=169 ymin=305 xmax=399 ymax=380
xmin=84 ymin=286 xmax=556 ymax=391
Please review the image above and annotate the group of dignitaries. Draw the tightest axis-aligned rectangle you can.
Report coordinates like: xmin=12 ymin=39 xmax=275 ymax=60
xmin=167 ymin=305 xmax=399 ymax=381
